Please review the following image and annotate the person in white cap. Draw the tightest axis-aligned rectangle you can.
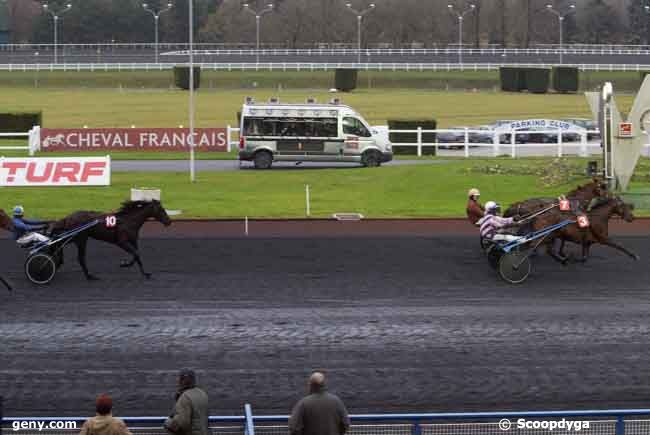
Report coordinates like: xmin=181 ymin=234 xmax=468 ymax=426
xmin=477 ymin=201 xmax=521 ymax=242
xmin=466 ymin=188 xmax=484 ymax=225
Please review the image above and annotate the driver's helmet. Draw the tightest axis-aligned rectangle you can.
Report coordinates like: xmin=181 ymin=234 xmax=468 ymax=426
xmin=485 ymin=201 xmax=500 ymax=214
xmin=468 ymin=188 xmax=481 ymax=198
xmin=13 ymin=205 xmax=24 ymax=217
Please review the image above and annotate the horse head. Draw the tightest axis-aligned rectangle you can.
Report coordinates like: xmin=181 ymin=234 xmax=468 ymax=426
xmin=612 ymin=196 xmax=635 ymax=223
xmin=0 ymin=209 xmax=15 ymax=232
xmin=148 ymin=200 xmax=172 ymax=227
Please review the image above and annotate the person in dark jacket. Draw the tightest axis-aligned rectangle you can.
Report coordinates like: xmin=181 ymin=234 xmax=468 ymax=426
xmin=466 ymin=188 xmax=485 ymax=225
xmin=164 ymin=369 xmax=209 ymax=435
xmin=289 ymin=372 xmax=350 ymax=435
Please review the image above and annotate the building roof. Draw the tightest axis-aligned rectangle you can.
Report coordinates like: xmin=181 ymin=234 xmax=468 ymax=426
xmin=0 ymin=2 xmax=10 ymax=32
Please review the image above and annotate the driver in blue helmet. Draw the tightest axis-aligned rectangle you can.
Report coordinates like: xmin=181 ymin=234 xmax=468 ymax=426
xmin=11 ymin=205 xmax=50 ymax=245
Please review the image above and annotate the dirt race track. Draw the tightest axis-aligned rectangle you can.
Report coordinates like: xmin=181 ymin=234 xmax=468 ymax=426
xmin=1 ymin=220 xmax=650 ymax=417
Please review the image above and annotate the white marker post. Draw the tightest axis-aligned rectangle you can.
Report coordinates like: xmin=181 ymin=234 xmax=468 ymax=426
xmin=306 ymin=185 xmax=311 ymax=217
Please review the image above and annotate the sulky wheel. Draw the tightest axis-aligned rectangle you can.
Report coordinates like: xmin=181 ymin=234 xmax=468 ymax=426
xmin=487 ymin=245 xmax=503 ymax=270
xmin=25 ymin=253 xmax=57 ymax=285
xmin=498 ymin=251 xmax=532 ymax=284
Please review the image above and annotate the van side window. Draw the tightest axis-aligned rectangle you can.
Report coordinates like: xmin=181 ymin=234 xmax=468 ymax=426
xmin=343 ymin=117 xmax=371 ymax=137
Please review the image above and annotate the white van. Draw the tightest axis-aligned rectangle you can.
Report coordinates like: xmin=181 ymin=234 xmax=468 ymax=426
xmin=238 ymin=98 xmax=393 ymax=169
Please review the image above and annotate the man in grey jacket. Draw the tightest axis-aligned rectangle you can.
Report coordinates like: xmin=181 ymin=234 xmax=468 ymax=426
xmin=289 ymin=372 xmax=350 ymax=435
xmin=164 ymin=369 xmax=209 ymax=435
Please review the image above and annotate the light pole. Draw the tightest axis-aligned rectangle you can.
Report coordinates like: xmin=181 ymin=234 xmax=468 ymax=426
xmin=42 ymin=3 xmax=72 ymax=64
xmin=447 ymin=3 xmax=475 ymax=65
xmin=189 ymin=0 xmax=195 ymax=182
xmin=345 ymin=3 xmax=375 ymax=64
xmin=143 ymin=2 xmax=173 ymax=64
xmin=545 ymin=4 xmax=576 ymax=65
xmin=243 ymin=3 xmax=274 ymax=64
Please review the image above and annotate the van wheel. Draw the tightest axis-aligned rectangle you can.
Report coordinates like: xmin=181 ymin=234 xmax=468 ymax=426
xmin=254 ymin=151 xmax=273 ymax=169
xmin=362 ymin=150 xmax=381 ymax=168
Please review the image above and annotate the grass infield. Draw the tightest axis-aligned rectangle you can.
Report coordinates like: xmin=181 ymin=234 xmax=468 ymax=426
xmin=2 ymin=159 xmax=649 ymax=219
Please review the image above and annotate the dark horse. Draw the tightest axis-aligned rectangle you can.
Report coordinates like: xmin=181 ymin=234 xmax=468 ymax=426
xmin=51 ymin=200 xmax=172 ymax=280
xmin=0 ymin=209 xmax=15 ymax=291
xmin=504 ymin=178 xmax=608 ymax=219
xmin=531 ymin=195 xmax=638 ymax=264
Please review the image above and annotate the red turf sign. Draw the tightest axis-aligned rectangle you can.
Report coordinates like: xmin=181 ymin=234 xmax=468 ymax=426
xmin=40 ymin=128 xmax=229 ymax=152
xmin=0 ymin=157 xmax=111 ymax=186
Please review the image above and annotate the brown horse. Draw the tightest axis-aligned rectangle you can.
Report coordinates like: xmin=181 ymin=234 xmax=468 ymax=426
xmin=0 ymin=209 xmax=14 ymax=291
xmin=504 ymin=178 xmax=608 ymax=219
xmin=51 ymin=200 xmax=172 ymax=280
xmin=530 ymin=195 xmax=638 ymax=264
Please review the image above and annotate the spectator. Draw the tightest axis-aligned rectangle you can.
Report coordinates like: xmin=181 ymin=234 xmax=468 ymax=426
xmin=466 ymin=188 xmax=485 ymax=225
xmin=289 ymin=372 xmax=350 ymax=435
xmin=164 ymin=369 xmax=209 ymax=435
xmin=79 ymin=394 xmax=132 ymax=435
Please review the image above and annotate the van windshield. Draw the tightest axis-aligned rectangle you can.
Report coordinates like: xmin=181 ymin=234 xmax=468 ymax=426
xmin=343 ymin=117 xmax=371 ymax=137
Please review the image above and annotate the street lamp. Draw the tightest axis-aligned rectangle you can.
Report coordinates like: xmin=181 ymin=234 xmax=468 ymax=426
xmin=345 ymin=3 xmax=375 ymax=64
xmin=143 ymin=2 xmax=173 ymax=64
xmin=447 ymin=3 xmax=475 ymax=65
xmin=243 ymin=3 xmax=274 ymax=64
xmin=42 ymin=3 xmax=72 ymax=64
xmin=545 ymin=4 xmax=576 ymax=65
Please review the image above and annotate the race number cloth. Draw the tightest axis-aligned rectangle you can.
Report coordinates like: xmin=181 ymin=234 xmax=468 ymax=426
xmin=0 ymin=157 xmax=111 ymax=186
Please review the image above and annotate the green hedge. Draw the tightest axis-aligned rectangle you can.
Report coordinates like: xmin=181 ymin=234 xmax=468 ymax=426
xmin=0 ymin=112 xmax=42 ymax=133
xmin=335 ymin=69 xmax=358 ymax=92
xmin=500 ymin=67 xmax=550 ymax=93
xmin=526 ymin=68 xmax=550 ymax=94
xmin=500 ymin=67 xmax=525 ymax=92
xmin=553 ymin=67 xmax=579 ymax=93
xmin=387 ymin=119 xmax=437 ymax=155
xmin=173 ymin=66 xmax=201 ymax=90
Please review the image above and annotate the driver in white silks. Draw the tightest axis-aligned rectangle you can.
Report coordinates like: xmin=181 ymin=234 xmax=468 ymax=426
xmin=477 ymin=201 xmax=522 ymax=243
xmin=11 ymin=205 xmax=51 ymax=246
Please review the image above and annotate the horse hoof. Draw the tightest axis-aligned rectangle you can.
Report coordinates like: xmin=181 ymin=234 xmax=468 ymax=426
xmin=144 ymin=273 xmax=152 ymax=280
xmin=634 ymin=254 xmax=641 ymax=261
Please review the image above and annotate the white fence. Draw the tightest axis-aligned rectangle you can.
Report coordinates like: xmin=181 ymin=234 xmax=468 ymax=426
xmin=4 ymin=62 xmax=650 ymax=72
xmin=0 ymin=127 xmax=40 ymax=156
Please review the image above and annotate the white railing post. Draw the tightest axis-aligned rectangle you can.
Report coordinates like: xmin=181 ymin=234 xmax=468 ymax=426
xmin=227 ymin=125 xmax=232 ymax=152
xmin=464 ymin=127 xmax=470 ymax=158
xmin=580 ymin=131 xmax=588 ymax=157
xmin=557 ymin=128 xmax=563 ymax=157
xmin=510 ymin=129 xmax=516 ymax=158
xmin=417 ymin=127 xmax=422 ymax=157
xmin=493 ymin=131 xmax=499 ymax=157
xmin=29 ymin=125 xmax=41 ymax=155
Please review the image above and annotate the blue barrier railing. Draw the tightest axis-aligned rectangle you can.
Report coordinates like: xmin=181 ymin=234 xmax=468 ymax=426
xmin=4 ymin=406 xmax=650 ymax=434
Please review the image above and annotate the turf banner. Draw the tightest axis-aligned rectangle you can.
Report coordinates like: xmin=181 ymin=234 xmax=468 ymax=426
xmin=39 ymin=128 xmax=228 ymax=152
xmin=0 ymin=157 xmax=111 ymax=186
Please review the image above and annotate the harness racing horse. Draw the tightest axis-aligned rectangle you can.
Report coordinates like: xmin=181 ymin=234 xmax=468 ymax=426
xmin=504 ymin=179 xmax=608 ymax=219
xmin=51 ymin=200 xmax=172 ymax=280
xmin=530 ymin=195 xmax=638 ymax=264
xmin=0 ymin=209 xmax=15 ymax=291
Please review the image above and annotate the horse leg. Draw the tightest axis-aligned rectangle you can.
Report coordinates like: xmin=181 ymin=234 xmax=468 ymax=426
xmin=546 ymin=239 xmax=569 ymax=265
xmin=600 ymin=238 xmax=640 ymax=261
xmin=117 ymin=240 xmax=151 ymax=279
xmin=120 ymin=240 xmax=138 ymax=268
xmin=76 ymin=238 xmax=99 ymax=281
xmin=0 ymin=276 xmax=12 ymax=292
xmin=558 ymin=239 xmax=567 ymax=258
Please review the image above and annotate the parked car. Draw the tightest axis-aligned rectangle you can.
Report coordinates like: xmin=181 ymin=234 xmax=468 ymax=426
xmin=563 ymin=118 xmax=600 ymax=142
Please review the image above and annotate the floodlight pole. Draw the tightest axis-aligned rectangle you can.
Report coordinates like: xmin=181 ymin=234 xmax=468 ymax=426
xmin=447 ymin=3 xmax=475 ymax=65
xmin=545 ymin=4 xmax=576 ymax=65
xmin=345 ymin=3 xmax=375 ymax=64
xmin=43 ymin=3 xmax=72 ymax=64
xmin=143 ymin=2 xmax=173 ymax=64
xmin=189 ymin=0 xmax=196 ymax=182
xmin=243 ymin=3 xmax=274 ymax=64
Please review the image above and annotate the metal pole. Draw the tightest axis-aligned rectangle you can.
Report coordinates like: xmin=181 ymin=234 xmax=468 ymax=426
xmin=458 ymin=16 xmax=462 ymax=65
xmin=155 ymin=15 xmax=159 ymax=64
xmin=54 ymin=15 xmax=58 ymax=64
xmin=189 ymin=0 xmax=195 ymax=182
xmin=357 ymin=15 xmax=362 ymax=64
xmin=559 ymin=16 xmax=564 ymax=64
xmin=256 ymin=15 xmax=260 ymax=64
